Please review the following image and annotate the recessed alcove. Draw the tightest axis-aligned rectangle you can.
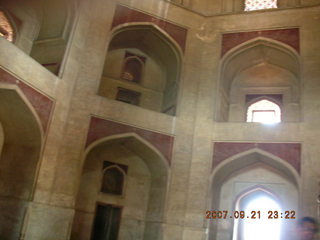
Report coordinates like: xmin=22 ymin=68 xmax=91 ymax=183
xmin=0 ymin=88 xmax=42 ymax=239
xmin=217 ymin=39 xmax=301 ymax=122
xmin=71 ymin=134 xmax=169 ymax=240
xmin=98 ymin=25 xmax=181 ymax=116
xmin=209 ymin=149 xmax=299 ymax=240
xmin=2 ymin=0 xmax=76 ymax=75
xmin=0 ymin=10 xmax=15 ymax=42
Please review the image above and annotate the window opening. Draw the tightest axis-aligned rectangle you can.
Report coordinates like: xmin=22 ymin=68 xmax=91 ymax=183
xmin=121 ymin=52 xmax=146 ymax=83
xmin=0 ymin=10 xmax=14 ymax=42
xmin=247 ymin=99 xmax=281 ymax=123
xmin=116 ymin=87 xmax=141 ymax=106
xmin=233 ymin=190 xmax=283 ymax=240
xmin=244 ymin=0 xmax=277 ymax=11
xmin=101 ymin=167 xmax=125 ymax=195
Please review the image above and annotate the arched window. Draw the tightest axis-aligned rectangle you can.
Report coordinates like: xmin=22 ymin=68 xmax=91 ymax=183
xmin=244 ymin=0 xmax=277 ymax=11
xmin=246 ymin=99 xmax=281 ymax=123
xmin=0 ymin=10 xmax=15 ymax=42
xmin=233 ymin=189 xmax=283 ymax=240
xmin=122 ymin=57 xmax=144 ymax=82
xmin=121 ymin=52 xmax=146 ymax=83
xmin=101 ymin=166 xmax=125 ymax=195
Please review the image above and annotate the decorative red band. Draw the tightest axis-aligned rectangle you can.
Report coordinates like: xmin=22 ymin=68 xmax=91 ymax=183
xmin=221 ymin=28 xmax=299 ymax=57
xmin=0 ymin=68 xmax=54 ymax=134
xmin=111 ymin=5 xmax=187 ymax=52
xmin=212 ymin=142 xmax=301 ymax=173
xmin=86 ymin=116 xmax=174 ymax=165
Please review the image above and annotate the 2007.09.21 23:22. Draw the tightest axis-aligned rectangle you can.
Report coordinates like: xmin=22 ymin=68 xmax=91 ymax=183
xmin=205 ymin=210 xmax=296 ymax=219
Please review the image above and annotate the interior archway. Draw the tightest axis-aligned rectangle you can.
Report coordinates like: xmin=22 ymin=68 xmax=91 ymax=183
xmin=29 ymin=0 xmax=76 ymax=75
xmin=98 ymin=24 xmax=182 ymax=115
xmin=208 ymin=149 xmax=299 ymax=240
xmin=217 ymin=38 xmax=300 ymax=122
xmin=71 ymin=134 xmax=169 ymax=240
xmin=0 ymin=9 xmax=16 ymax=42
xmin=1 ymin=0 xmax=76 ymax=75
xmin=246 ymin=98 xmax=281 ymax=123
xmin=232 ymin=187 xmax=283 ymax=240
xmin=101 ymin=165 xmax=126 ymax=195
xmin=0 ymin=87 xmax=42 ymax=239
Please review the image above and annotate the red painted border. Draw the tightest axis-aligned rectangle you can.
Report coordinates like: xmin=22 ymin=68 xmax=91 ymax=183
xmin=212 ymin=142 xmax=301 ymax=173
xmin=221 ymin=28 xmax=299 ymax=57
xmin=0 ymin=68 xmax=54 ymax=133
xmin=86 ymin=116 xmax=174 ymax=165
xmin=111 ymin=5 xmax=187 ymax=52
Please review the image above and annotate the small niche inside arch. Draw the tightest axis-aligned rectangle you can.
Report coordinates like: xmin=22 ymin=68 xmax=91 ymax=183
xmin=101 ymin=161 xmax=128 ymax=195
xmin=121 ymin=51 xmax=146 ymax=83
xmin=0 ymin=10 xmax=15 ymax=42
xmin=246 ymin=95 xmax=282 ymax=123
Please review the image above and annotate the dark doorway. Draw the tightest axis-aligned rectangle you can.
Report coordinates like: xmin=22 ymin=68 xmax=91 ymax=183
xmin=91 ymin=204 xmax=122 ymax=240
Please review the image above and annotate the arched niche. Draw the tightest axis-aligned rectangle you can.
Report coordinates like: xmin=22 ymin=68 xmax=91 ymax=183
xmin=0 ymin=1 xmax=39 ymax=53
xmin=121 ymin=56 xmax=145 ymax=83
xmin=29 ymin=0 xmax=76 ymax=75
xmin=0 ymin=9 xmax=16 ymax=42
xmin=101 ymin=165 xmax=126 ymax=195
xmin=71 ymin=134 xmax=169 ymax=240
xmin=246 ymin=98 xmax=281 ymax=123
xmin=2 ymin=0 xmax=76 ymax=75
xmin=232 ymin=187 xmax=283 ymax=240
xmin=98 ymin=24 xmax=182 ymax=116
xmin=0 ymin=86 xmax=42 ymax=240
xmin=217 ymin=38 xmax=301 ymax=122
xmin=208 ymin=149 xmax=299 ymax=240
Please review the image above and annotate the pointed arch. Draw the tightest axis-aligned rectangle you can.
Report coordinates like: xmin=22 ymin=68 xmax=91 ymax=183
xmin=72 ymin=132 xmax=170 ymax=239
xmin=246 ymin=98 xmax=281 ymax=123
xmin=110 ymin=23 xmax=184 ymax=59
xmin=29 ymin=0 xmax=78 ymax=75
xmin=234 ymin=185 xmax=283 ymax=209
xmin=220 ymin=37 xmax=300 ymax=92
xmin=83 ymin=132 xmax=170 ymax=171
xmin=101 ymin=165 xmax=126 ymax=195
xmin=211 ymin=148 xmax=300 ymax=187
xmin=99 ymin=23 xmax=183 ymax=115
xmin=103 ymin=164 xmax=127 ymax=175
xmin=216 ymin=37 xmax=301 ymax=122
xmin=232 ymin=186 xmax=283 ymax=240
xmin=0 ymin=83 xmax=44 ymax=138
xmin=208 ymin=148 xmax=299 ymax=240
xmin=0 ymin=9 xmax=17 ymax=42
xmin=222 ymin=37 xmax=300 ymax=61
xmin=246 ymin=95 xmax=282 ymax=107
xmin=108 ymin=23 xmax=183 ymax=84
xmin=121 ymin=55 xmax=145 ymax=82
xmin=0 ymin=85 xmax=43 ymax=239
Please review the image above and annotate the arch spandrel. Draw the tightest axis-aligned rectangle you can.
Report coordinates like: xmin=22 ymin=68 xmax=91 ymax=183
xmin=221 ymin=38 xmax=300 ymax=94
xmin=0 ymin=86 xmax=43 ymax=239
xmin=211 ymin=148 xmax=300 ymax=189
